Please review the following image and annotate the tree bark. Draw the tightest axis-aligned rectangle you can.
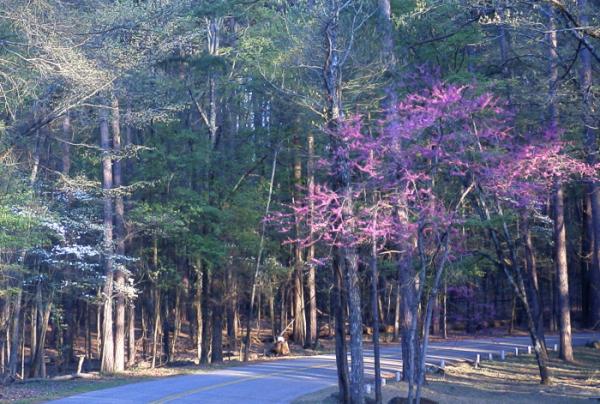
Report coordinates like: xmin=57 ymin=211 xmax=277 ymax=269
xmin=524 ymin=222 xmax=546 ymax=352
xmin=547 ymin=8 xmax=573 ymax=361
xmin=194 ymin=260 xmax=203 ymax=363
xmin=370 ymin=241 xmax=382 ymax=404
xmin=332 ymin=251 xmax=350 ymax=403
xmin=127 ymin=300 xmax=135 ymax=368
xmin=151 ymin=288 xmax=161 ymax=369
xmin=226 ymin=268 xmax=237 ymax=351
xmin=292 ymin=134 xmax=306 ymax=346
xmin=306 ymin=132 xmax=318 ymax=348
xmin=554 ymin=185 xmax=574 ymax=361
xmin=211 ymin=278 xmax=224 ymax=364
xmin=112 ymin=97 xmax=126 ymax=372
xmin=200 ymin=269 xmax=211 ymax=365
xmin=8 ymin=288 xmax=22 ymax=378
xmin=99 ymin=105 xmax=115 ymax=374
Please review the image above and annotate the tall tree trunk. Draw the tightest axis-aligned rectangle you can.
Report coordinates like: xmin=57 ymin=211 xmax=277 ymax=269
xmin=306 ymin=132 xmax=318 ymax=348
xmin=399 ymin=256 xmax=417 ymax=381
xmin=581 ymin=194 xmax=592 ymax=324
xmin=127 ymin=300 xmax=135 ymax=368
xmin=332 ymin=251 xmax=350 ymax=403
xmin=170 ymin=288 xmax=181 ymax=361
xmin=99 ymin=105 xmax=115 ymax=374
xmin=243 ymin=150 xmax=278 ymax=361
xmin=211 ymin=276 xmax=224 ymax=364
xmin=324 ymin=3 xmax=364 ymax=400
xmin=393 ymin=283 xmax=400 ymax=342
xmin=200 ymin=269 xmax=211 ymax=365
xmin=194 ymin=260 xmax=203 ymax=363
xmin=441 ymin=280 xmax=448 ymax=339
xmin=151 ymin=288 xmax=160 ymax=369
xmin=554 ymin=185 xmax=574 ymax=361
xmin=432 ymin=295 xmax=440 ymax=336
xmin=112 ymin=97 xmax=126 ymax=372
xmin=344 ymin=247 xmax=364 ymax=403
xmin=8 ymin=288 xmax=22 ymax=378
xmin=378 ymin=0 xmax=398 ymax=128
xmin=292 ymin=134 xmax=306 ymax=346
xmin=547 ymin=9 xmax=573 ymax=360
xmin=578 ymin=0 xmax=600 ymax=329
xmin=370 ymin=241 xmax=382 ymax=404
xmin=524 ymin=222 xmax=546 ymax=351
xmin=472 ymin=191 xmax=551 ymax=384
xmin=30 ymin=289 xmax=52 ymax=379
xmin=206 ymin=17 xmax=220 ymax=148
xmin=226 ymin=268 xmax=237 ymax=351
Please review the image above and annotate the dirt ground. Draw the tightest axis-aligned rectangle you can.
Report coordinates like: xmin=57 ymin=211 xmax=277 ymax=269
xmin=294 ymin=347 xmax=600 ymax=404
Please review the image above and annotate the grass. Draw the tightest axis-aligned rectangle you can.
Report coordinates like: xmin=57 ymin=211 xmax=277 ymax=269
xmin=294 ymin=347 xmax=600 ymax=403
xmin=0 ymin=375 xmax=147 ymax=404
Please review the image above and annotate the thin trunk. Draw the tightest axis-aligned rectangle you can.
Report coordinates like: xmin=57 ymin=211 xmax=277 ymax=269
xmin=112 ymin=97 xmax=126 ymax=372
xmin=554 ymin=185 xmax=574 ymax=361
xmin=99 ymin=105 xmax=115 ymax=374
xmin=8 ymin=289 xmax=22 ymax=377
xmin=582 ymin=194 xmax=592 ymax=324
xmin=399 ymin=256 xmax=417 ymax=381
xmin=441 ymin=280 xmax=448 ymax=339
xmin=127 ymin=300 xmax=135 ymax=368
xmin=194 ymin=260 xmax=203 ymax=363
xmin=344 ymin=248 xmax=364 ymax=403
xmin=416 ymin=240 xmax=450 ymax=403
xmin=307 ymin=132 xmax=318 ymax=348
xmin=292 ymin=135 xmax=306 ymax=346
xmin=151 ymin=288 xmax=160 ymax=369
xmin=393 ymin=283 xmax=400 ymax=342
xmin=211 ymin=273 xmax=223 ymax=364
xmin=333 ymin=251 xmax=350 ymax=403
xmin=31 ymin=297 xmax=52 ymax=379
xmin=200 ymin=269 xmax=211 ymax=365
xmin=432 ymin=295 xmax=440 ymax=336
xmin=226 ymin=268 xmax=237 ymax=351
xmin=472 ymin=190 xmax=551 ymax=384
xmin=547 ymin=8 xmax=573 ymax=360
xmin=170 ymin=290 xmax=181 ymax=361
xmin=524 ymin=223 xmax=546 ymax=351
xmin=30 ymin=304 xmax=37 ymax=366
xmin=162 ymin=298 xmax=170 ymax=363
xmin=370 ymin=241 xmax=382 ymax=404
xmin=243 ymin=149 xmax=278 ymax=361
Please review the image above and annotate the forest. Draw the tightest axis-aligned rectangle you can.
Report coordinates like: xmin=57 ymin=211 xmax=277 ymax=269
xmin=0 ymin=1 xmax=599 ymax=403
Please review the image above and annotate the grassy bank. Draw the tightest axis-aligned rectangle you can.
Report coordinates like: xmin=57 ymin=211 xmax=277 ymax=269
xmin=294 ymin=347 xmax=600 ymax=403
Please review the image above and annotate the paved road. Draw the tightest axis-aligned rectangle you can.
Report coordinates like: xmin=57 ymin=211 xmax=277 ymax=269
xmin=49 ymin=333 xmax=600 ymax=404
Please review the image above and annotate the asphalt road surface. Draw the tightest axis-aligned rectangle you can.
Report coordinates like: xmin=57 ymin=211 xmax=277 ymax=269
xmin=49 ymin=332 xmax=600 ymax=404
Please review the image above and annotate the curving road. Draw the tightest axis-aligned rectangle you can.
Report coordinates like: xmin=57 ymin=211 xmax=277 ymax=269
xmin=49 ymin=333 xmax=599 ymax=404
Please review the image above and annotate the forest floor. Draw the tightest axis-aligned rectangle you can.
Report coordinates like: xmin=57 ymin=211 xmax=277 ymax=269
xmin=294 ymin=346 xmax=600 ymax=403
